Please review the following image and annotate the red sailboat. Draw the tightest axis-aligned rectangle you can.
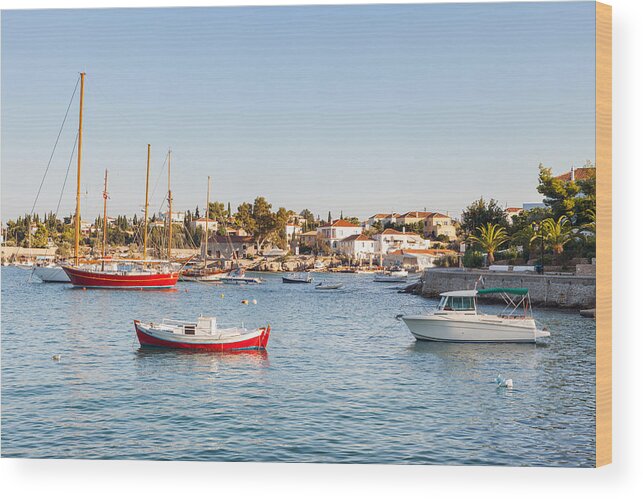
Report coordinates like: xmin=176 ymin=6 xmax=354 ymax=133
xmin=62 ymin=73 xmax=180 ymax=289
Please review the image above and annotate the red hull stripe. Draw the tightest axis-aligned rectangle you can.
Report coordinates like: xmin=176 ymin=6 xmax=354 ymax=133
xmin=63 ymin=266 xmax=179 ymax=288
xmin=134 ymin=322 xmax=270 ymax=351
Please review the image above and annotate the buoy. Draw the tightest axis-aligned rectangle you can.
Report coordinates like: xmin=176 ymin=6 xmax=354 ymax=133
xmin=220 ymin=293 xmax=225 ymax=298
xmin=185 ymin=289 xmax=188 ymax=292
xmin=52 ymin=354 xmax=61 ymax=362
xmin=496 ymin=375 xmax=513 ymax=389
xmin=241 ymin=299 xmax=249 ymax=305
xmin=252 ymin=299 xmax=257 ymax=305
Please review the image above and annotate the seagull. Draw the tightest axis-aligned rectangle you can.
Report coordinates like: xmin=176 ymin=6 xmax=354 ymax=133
xmin=496 ymin=375 xmax=513 ymax=389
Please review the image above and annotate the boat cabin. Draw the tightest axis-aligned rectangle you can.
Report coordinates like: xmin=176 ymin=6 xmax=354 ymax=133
xmin=437 ymin=290 xmax=478 ymax=313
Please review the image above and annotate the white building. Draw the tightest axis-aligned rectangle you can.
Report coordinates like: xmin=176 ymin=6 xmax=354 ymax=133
xmin=159 ymin=211 xmax=185 ymax=224
xmin=285 ymin=223 xmax=302 ymax=242
xmin=383 ymin=249 xmax=458 ymax=271
xmin=317 ymin=220 xmax=362 ymax=251
xmin=373 ymin=228 xmax=431 ymax=254
xmin=190 ymin=217 xmax=218 ymax=233
xmin=337 ymin=234 xmax=376 ymax=259
xmin=365 ymin=213 xmax=400 ymax=229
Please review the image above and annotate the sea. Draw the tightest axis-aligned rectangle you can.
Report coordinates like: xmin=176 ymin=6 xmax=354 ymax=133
xmin=1 ymin=266 xmax=595 ymax=466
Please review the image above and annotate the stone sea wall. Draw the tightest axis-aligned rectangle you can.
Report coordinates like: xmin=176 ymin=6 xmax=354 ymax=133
xmin=420 ymin=268 xmax=596 ymax=309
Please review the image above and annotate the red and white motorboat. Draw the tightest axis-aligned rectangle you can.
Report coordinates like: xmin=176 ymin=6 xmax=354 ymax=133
xmin=134 ymin=316 xmax=271 ymax=351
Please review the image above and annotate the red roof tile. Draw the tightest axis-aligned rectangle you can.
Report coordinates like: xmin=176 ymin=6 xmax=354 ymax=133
xmin=553 ymin=167 xmax=596 ymax=182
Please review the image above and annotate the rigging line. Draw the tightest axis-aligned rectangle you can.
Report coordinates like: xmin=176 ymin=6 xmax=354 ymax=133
xmin=55 ymin=132 xmax=79 ymax=219
xmin=149 ymin=151 xmax=169 ymax=205
xmin=30 ymin=76 xmax=80 ymax=218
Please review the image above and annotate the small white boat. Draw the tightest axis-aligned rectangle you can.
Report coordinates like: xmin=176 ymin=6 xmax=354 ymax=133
xmin=374 ymin=268 xmax=408 ymax=282
xmin=315 ymin=282 xmax=344 ymax=290
xmin=32 ymin=265 xmax=71 ymax=283
xmin=219 ymin=267 xmax=263 ymax=285
xmin=400 ymin=288 xmax=550 ymax=343
xmin=134 ymin=316 xmax=270 ymax=351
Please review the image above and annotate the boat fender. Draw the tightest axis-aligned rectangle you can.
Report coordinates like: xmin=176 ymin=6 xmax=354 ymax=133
xmin=252 ymin=299 xmax=257 ymax=305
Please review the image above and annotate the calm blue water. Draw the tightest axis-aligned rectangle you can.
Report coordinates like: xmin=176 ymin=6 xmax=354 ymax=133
xmin=1 ymin=266 xmax=595 ymax=466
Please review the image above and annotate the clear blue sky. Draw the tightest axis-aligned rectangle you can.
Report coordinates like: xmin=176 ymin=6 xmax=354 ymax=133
xmin=1 ymin=2 xmax=596 ymax=222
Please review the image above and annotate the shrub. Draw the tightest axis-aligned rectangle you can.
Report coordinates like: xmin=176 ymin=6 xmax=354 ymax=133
xmin=463 ymin=250 xmax=484 ymax=268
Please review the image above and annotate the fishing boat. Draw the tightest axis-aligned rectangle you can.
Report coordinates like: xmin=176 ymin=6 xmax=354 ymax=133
xmin=282 ymin=272 xmax=312 ymax=283
xmin=134 ymin=317 xmax=270 ymax=351
xmin=315 ymin=282 xmax=344 ymax=290
xmin=219 ymin=267 xmax=263 ymax=285
xmin=399 ymin=288 xmax=551 ymax=343
xmin=60 ymin=77 xmax=180 ymax=289
xmin=374 ymin=268 xmax=408 ymax=282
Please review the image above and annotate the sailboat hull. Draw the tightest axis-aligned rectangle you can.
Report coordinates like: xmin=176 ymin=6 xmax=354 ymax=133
xmin=62 ymin=266 xmax=179 ymax=289
xmin=33 ymin=266 xmax=71 ymax=282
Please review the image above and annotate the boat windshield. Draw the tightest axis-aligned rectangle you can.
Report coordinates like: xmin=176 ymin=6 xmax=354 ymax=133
xmin=438 ymin=295 xmax=476 ymax=311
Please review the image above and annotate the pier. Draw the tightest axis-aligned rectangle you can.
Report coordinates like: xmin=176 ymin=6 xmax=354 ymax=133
xmin=419 ymin=268 xmax=596 ymax=309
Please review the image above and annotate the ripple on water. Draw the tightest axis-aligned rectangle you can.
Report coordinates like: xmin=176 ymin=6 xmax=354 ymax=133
xmin=1 ymin=267 xmax=595 ymax=466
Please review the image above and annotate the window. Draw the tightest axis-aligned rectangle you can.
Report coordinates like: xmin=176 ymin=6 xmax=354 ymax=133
xmin=442 ymin=296 xmax=475 ymax=311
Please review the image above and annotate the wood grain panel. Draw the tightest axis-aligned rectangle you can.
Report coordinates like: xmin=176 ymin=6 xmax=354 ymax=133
xmin=595 ymin=1 xmax=612 ymax=468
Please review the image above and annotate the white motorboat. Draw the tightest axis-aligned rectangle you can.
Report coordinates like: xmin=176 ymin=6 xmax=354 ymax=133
xmin=219 ymin=267 xmax=263 ymax=285
xmin=315 ymin=282 xmax=344 ymax=290
xmin=374 ymin=268 xmax=408 ymax=282
xmin=400 ymin=288 xmax=550 ymax=343
xmin=32 ymin=265 xmax=71 ymax=283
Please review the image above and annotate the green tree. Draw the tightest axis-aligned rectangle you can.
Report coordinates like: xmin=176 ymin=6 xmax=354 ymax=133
xmin=468 ymin=223 xmax=509 ymax=266
xmin=460 ymin=198 xmax=507 ymax=235
xmin=531 ymin=216 xmax=575 ymax=264
xmin=537 ymin=163 xmax=596 ymax=224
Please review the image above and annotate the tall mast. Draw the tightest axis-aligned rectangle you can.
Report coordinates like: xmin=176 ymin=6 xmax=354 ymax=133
xmin=143 ymin=144 xmax=151 ymax=261
xmin=167 ymin=149 xmax=172 ymax=260
xmin=74 ymin=72 xmax=85 ymax=266
xmin=102 ymin=169 xmax=108 ymax=270
xmin=204 ymin=176 xmax=210 ymax=268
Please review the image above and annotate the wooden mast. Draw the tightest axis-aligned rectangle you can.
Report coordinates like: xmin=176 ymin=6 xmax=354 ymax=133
xmin=74 ymin=72 xmax=85 ymax=267
xmin=143 ymin=144 xmax=151 ymax=261
xmin=101 ymin=169 xmax=108 ymax=270
xmin=167 ymin=149 xmax=172 ymax=260
xmin=204 ymin=176 xmax=210 ymax=269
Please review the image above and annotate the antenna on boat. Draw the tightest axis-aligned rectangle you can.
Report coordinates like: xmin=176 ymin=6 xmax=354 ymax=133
xmin=74 ymin=72 xmax=85 ymax=267
xmin=143 ymin=144 xmax=151 ymax=261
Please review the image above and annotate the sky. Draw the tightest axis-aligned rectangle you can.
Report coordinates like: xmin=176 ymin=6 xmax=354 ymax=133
xmin=1 ymin=2 xmax=596 ymax=222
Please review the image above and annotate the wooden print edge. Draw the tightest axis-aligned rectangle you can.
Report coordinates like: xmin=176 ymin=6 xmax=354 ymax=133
xmin=595 ymin=0 xmax=612 ymax=468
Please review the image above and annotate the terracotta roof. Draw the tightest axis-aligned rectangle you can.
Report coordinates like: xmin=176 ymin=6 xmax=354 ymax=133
xmin=330 ymin=219 xmax=360 ymax=228
xmin=381 ymin=228 xmax=421 ymax=236
xmin=425 ymin=212 xmax=449 ymax=218
xmin=505 ymin=207 xmax=522 ymax=213
xmin=370 ymin=213 xmax=400 ymax=219
xmin=193 ymin=217 xmax=217 ymax=222
xmin=341 ymin=234 xmax=373 ymax=242
xmin=554 ymin=167 xmax=596 ymax=182
xmin=400 ymin=211 xmax=433 ymax=218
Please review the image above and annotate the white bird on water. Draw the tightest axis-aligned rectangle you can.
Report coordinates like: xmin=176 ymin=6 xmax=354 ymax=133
xmin=496 ymin=375 xmax=513 ymax=389
xmin=52 ymin=354 xmax=61 ymax=362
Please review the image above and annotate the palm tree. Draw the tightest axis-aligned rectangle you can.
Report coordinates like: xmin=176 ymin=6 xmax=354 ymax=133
xmin=582 ymin=209 xmax=596 ymax=238
xmin=468 ymin=223 xmax=509 ymax=266
xmin=531 ymin=215 xmax=575 ymax=263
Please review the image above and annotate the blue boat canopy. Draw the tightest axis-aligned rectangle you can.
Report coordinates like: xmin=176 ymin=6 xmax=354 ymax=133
xmin=477 ymin=287 xmax=529 ymax=296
